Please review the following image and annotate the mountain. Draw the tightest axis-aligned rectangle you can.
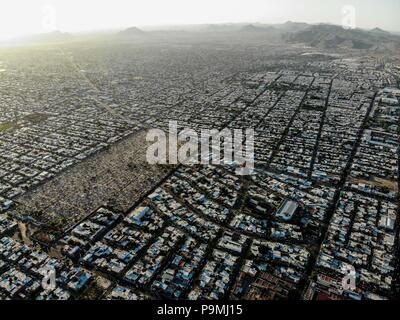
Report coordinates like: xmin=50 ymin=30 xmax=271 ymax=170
xmin=240 ymin=24 xmax=263 ymax=32
xmin=118 ymin=27 xmax=146 ymax=37
xmin=370 ymin=27 xmax=391 ymax=36
xmin=288 ymin=24 xmax=398 ymax=50
xmin=239 ymin=24 xmax=279 ymax=33
xmin=275 ymin=21 xmax=310 ymax=32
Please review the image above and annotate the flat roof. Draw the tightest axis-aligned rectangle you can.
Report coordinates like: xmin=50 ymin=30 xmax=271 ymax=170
xmin=276 ymin=200 xmax=298 ymax=221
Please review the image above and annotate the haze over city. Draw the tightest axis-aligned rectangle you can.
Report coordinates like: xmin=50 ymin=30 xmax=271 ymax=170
xmin=0 ymin=0 xmax=400 ymax=40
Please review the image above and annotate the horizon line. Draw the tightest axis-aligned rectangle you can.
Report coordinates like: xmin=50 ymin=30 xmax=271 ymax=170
xmin=1 ymin=20 xmax=399 ymax=43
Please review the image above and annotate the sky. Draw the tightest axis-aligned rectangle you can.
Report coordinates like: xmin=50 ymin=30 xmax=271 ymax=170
xmin=0 ymin=0 xmax=399 ymax=40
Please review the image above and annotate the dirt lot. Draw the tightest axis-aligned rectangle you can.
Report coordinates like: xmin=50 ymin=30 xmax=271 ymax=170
xmin=12 ymin=130 xmax=172 ymax=233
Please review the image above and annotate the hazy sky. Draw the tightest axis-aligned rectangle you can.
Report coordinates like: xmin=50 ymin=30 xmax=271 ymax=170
xmin=0 ymin=0 xmax=399 ymax=39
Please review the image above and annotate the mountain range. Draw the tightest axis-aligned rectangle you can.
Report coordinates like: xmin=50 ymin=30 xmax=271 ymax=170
xmin=3 ymin=22 xmax=399 ymax=51
xmin=287 ymin=23 xmax=399 ymax=49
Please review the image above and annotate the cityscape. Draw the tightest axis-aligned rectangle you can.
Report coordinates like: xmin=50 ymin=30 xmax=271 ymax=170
xmin=0 ymin=0 xmax=400 ymax=304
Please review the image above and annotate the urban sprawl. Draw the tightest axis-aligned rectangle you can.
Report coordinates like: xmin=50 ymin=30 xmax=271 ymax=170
xmin=0 ymin=29 xmax=400 ymax=300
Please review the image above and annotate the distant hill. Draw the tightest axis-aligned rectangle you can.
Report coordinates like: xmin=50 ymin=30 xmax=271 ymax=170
xmin=370 ymin=27 xmax=391 ymax=36
xmin=118 ymin=27 xmax=146 ymax=37
xmin=288 ymin=24 xmax=398 ymax=49
xmin=239 ymin=24 xmax=279 ymax=33
xmin=274 ymin=21 xmax=310 ymax=32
